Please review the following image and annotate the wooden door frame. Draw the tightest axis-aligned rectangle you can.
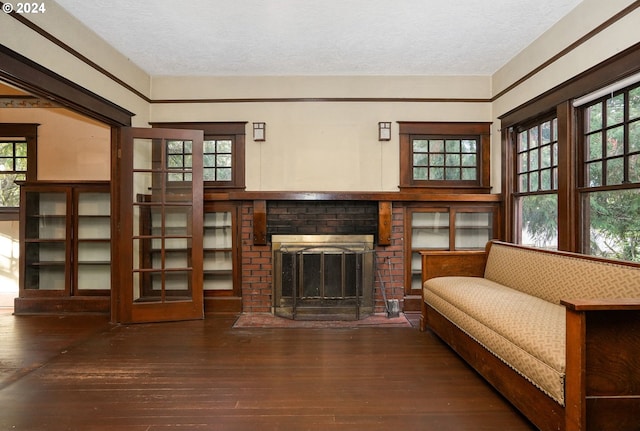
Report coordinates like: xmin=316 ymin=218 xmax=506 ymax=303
xmin=116 ymin=127 xmax=204 ymax=324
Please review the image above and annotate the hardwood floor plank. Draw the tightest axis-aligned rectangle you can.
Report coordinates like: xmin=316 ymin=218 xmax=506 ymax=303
xmin=0 ymin=315 xmax=535 ymax=430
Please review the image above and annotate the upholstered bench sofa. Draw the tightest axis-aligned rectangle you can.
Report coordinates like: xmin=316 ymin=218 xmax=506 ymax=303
xmin=420 ymin=241 xmax=640 ymax=431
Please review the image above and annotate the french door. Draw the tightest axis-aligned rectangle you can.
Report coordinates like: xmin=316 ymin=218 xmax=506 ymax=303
xmin=117 ymin=127 xmax=204 ymax=323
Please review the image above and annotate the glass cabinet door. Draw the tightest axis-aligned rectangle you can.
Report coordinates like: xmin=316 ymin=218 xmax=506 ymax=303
xmin=22 ymin=189 xmax=70 ymax=293
xmin=203 ymin=211 xmax=234 ymax=292
xmin=410 ymin=210 xmax=450 ymax=293
xmin=407 ymin=205 xmax=497 ymax=295
xmin=455 ymin=211 xmax=493 ymax=250
xmin=75 ymin=190 xmax=111 ymax=293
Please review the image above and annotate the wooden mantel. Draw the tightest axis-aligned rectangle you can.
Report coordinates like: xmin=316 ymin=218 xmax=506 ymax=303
xmin=206 ymin=190 xmax=502 ymax=202
xmin=204 ymin=191 xmax=502 ymax=246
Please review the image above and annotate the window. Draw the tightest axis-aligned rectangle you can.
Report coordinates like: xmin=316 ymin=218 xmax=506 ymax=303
xmin=500 ymin=44 xmax=640 ymax=260
xmin=412 ymin=138 xmax=478 ymax=181
xmin=580 ymin=83 xmax=640 ymax=261
xmin=152 ymin=122 xmax=246 ymax=190
xmin=513 ymin=116 xmax=559 ymax=249
xmin=203 ymin=138 xmax=232 ymax=182
xmin=0 ymin=139 xmax=27 ymax=207
xmin=399 ymin=122 xmax=491 ymax=192
xmin=0 ymin=124 xmax=37 ymax=216
xmin=167 ymin=140 xmax=193 ymax=182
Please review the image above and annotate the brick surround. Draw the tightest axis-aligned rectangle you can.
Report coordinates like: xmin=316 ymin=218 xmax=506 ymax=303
xmin=240 ymin=200 xmax=405 ymax=314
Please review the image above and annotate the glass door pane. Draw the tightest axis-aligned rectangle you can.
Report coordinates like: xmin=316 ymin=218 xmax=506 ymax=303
xmin=76 ymin=191 xmax=111 ymax=291
xmin=23 ymin=190 xmax=69 ymax=292
xmin=455 ymin=211 xmax=493 ymax=249
xmin=119 ymin=127 xmax=203 ymax=323
xmin=203 ymin=211 xmax=233 ymax=291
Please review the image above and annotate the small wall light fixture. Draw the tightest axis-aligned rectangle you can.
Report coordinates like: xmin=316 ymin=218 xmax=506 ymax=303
xmin=378 ymin=122 xmax=391 ymax=141
xmin=253 ymin=122 xmax=266 ymax=141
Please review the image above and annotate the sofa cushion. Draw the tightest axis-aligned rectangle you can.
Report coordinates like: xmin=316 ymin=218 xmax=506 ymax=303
xmin=484 ymin=243 xmax=640 ymax=304
xmin=424 ymin=276 xmax=565 ymax=405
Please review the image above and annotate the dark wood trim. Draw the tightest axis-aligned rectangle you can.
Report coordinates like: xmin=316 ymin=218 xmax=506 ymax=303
xmin=0 ymin=122 xmax=38 ymax=137
xmin=493 ymin=1 xmax=640 ymax=105
xmin=151 ymin=97 xmax=492 ymax=104
xmin=500 ymin=127 xmax=514 ymax=242
xmin=499 ymin=41 xmax=640 ymax=127
xmin=213 ymin=190 xmax=502 ymax=202
xmin=110 ymin=126 xmax=121 ymax=322
xmin=398 ymin=122 xmax=492 ymax=191
xmin=556 ymin=100 xmax=578 ymax=252
xmin=0 ymin=44 xmax=133 ymax=126
xmin=377 ymin=201 xmax=392 ymax=245
xmin=252 ymin=200 xmax=267 ymax=245
xmin=150 ymin=122 xmax=247 ymax=135
xmin=2 ymin=4 xmax=150 ymax=104
xmin=13 ymin=296 xmax=110 ymax=314
xmin=5 ymin=0 xmax=637 ymax=115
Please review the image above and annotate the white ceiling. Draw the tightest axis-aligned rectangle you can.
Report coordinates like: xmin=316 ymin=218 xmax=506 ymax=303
xmin=53 ymin=0 xmax=585 ymax=77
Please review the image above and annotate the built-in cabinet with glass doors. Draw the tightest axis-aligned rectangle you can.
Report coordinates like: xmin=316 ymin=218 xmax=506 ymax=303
xmin=17 ymin=182 xmax=111 ymax=313
xmin=407 ymin=205 xmax=498 ymax=295
xmin=203 ymin=203 xmax=241 ymax=310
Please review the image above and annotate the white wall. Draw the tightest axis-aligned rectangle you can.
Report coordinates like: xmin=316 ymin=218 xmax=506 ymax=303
xmin=151 ymin=76 xmax=492 ymax=191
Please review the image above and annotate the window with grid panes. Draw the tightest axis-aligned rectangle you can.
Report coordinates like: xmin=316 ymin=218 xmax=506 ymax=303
xmin=152 ymin=122 xmax=246 ymax=189
xmin=203 ymin=139 xmax=232 ymax=182
xmin=513 ymin=117 xmax=558 ymax=248
xmin=166 ymin=140 xmax=193 ymax=182
xmin=166 ymin=138 xmax=234 ymax=183
xmin=399 ymin=122 xmax=490 ymax=191
xmin=580 ymin=83 xmax=640 ymax=261
xmin=413 ymin=138 xmax=478 ymax=182
xmin=0 ymin=139 xmax=27 ymax=207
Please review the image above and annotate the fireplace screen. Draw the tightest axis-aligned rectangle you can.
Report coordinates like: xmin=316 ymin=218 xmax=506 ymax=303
xmin=273 ymin=235 xmax=375 ymax=320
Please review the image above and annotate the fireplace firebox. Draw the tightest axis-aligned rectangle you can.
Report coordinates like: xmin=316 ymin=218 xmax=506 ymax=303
xmin=272 ymin=235 xmax=375 ymax=320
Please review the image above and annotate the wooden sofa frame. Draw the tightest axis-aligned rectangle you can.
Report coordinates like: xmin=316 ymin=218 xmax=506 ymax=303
xmin=420 ymin=241 xmax=640 ymax=431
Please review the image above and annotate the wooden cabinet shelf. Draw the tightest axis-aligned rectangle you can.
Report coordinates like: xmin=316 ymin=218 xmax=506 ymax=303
xmin=406 ymin=204 xmax=499 ymax=296
xmin=17 ymin=183 xmax=111 ymax=313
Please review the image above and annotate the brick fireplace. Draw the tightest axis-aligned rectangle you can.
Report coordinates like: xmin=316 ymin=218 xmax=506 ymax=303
xmin=239 ymin=200 xmax=405 ymax=315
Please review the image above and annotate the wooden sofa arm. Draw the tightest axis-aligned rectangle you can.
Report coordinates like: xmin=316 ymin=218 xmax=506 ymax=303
xmin=564 ymin=300 xmax=640 ymax=431
xmin=561 ymin=298 xmax=640 ymax=311
xmin=419 ymin=250 xmax=487 ymax=332
xmin=420 ymin=250 xmax=488 ymax=282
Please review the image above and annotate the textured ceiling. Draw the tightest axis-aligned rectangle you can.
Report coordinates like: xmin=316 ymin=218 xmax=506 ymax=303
xmin=53 ymin=0 xmax=584 ymax=76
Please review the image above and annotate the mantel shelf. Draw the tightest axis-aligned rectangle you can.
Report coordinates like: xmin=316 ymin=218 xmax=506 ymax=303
xmin=206 ymin=190 xmax=502 ymax=203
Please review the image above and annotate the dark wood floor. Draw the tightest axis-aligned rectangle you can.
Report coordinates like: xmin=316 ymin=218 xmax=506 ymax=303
xmin=0 ymin=312 xmax=536 ymax=431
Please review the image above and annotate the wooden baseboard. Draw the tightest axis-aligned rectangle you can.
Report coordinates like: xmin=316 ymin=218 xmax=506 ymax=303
xmin=204 ymin=296 xmax=242 ymax=314
xmin=14 ymin=297 xmax=110 ymax=314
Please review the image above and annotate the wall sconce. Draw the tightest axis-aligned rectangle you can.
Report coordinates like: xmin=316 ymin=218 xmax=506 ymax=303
xmin=378 ymin=122 xmax=391 ymax=141
xmin=253 ymin=122 xmax=266 ymax=141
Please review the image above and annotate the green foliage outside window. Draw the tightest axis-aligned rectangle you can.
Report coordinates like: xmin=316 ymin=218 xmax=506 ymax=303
xmin=412 ymin=138 xmax=477 ymax=181
xmin=588 ymin=189 xmax=640 ymax=262
xmin=0 ymin=141 xmax=27 ymax=207
xmin=583 ymin=85 xmax=640 ymax=261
